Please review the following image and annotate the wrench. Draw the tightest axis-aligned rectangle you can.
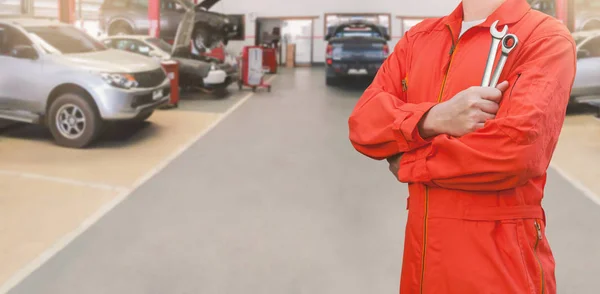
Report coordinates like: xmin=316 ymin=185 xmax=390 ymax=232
xmin=481 ymin=20 xmax=508 ymax=87
xmin=489 ymin=34 xmax=519 ymax=88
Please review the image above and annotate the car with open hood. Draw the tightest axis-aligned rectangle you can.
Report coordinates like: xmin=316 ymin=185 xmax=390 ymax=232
xmin=99 ymin=0 xmax=236 ymax=52
xmin=0 ymin=18 xmax=170 ymax=148
xmin=324 ymin=20 xmax=390 ymax=86
xmin=101 ymin=10 xmax=237 ymax=98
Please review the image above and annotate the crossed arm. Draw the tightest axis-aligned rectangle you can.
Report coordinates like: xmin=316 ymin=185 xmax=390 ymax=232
xmin=348 ymin=34 xmax=576 ymax=192
xmin=348 ymin=34 xmax=437 ymax=160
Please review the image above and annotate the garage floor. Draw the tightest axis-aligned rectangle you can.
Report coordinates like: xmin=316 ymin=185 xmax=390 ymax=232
xmin=1 ymin=69 xmax=600 ymax=293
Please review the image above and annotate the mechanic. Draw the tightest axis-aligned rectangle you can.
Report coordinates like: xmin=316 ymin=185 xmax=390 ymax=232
xmin=348 ymin=0 xmax=576 ymax=293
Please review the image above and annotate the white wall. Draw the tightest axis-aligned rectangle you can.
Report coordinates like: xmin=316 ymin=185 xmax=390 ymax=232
xmin=214 ymin=0 xmax=461 ymax=62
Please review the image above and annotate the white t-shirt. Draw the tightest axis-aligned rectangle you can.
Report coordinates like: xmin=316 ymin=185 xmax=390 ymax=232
xmin=460 ymin=19 xmax=486 ymax=37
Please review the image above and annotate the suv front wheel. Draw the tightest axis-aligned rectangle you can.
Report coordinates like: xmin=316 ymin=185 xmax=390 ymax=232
xmin=47 ymin=93 xmax=103 ymax=148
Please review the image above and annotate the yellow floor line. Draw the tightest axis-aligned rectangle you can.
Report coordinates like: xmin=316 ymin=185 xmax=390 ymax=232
xmin=0 ymin=169 xmax=128 ymax=193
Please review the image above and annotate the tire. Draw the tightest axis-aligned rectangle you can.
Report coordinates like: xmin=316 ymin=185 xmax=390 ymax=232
xmin=109 ymin=21 xmax=133 ymax=36
xmin=192 ymin=23 xmax=217 ymax=53
xmin=47 ymin=93 xmax=102 ymax=148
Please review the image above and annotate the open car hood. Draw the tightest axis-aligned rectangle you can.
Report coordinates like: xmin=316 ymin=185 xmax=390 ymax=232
xmin=171 ymin=0 xmax=196 ymax=56
xmin=196 ymin=0 xmax=220 ymax=10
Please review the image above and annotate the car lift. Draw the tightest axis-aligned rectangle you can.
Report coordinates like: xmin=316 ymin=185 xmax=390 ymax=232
xmin=149 ymin=0 xmax=199 ymax=38
xmin=57 ymin=0 xmax=75 ymax=23
xmin=54 ymin=0 xmax=198 ymax=31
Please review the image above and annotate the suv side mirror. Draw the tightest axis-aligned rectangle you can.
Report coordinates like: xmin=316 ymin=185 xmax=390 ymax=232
xmin=577 ymin=49 xmax=591 ymax=59
xmin=11 ymin=45 xmax=37 ymax=60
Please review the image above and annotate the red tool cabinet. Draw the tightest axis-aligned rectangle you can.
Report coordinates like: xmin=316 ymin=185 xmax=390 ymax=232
xmin=237 ymin=46 xmax=272 ymax=92
xmin=262 ymin=47 xmax=278 ymax=74
xmin=161 ymin=60 xmax=180 ymax=107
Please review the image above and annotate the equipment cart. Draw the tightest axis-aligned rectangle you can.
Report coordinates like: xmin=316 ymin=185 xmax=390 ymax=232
xmin=237 ymin=46 xmax=272 ymax=92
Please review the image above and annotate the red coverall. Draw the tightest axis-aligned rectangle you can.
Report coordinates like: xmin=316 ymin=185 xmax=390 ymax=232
xmin=348 ymin=0 xmax=576 ymax=293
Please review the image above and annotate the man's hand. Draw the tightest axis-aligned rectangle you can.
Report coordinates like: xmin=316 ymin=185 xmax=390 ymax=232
xmin=387 ymin=153 xmax=403 ymax=179
xmin=418 ymin=81 xmax=510 ymax=138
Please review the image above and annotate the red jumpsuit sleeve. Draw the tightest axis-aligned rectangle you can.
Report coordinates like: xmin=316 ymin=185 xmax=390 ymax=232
xmin=398 ymin=34 xmax=577 ymax=191
xmin=348 ymin=34 xmax=437 ymax=160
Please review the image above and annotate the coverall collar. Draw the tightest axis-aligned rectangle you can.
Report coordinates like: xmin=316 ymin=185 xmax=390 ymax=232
xmin=445 ymin=0 xmax=532 ymax=40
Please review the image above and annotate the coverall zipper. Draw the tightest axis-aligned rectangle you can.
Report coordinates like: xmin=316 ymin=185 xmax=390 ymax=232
xmin=420 ymin=25 xmax=460 ymax=294
xmin=534 ymin=220 xmax=545 ymax=294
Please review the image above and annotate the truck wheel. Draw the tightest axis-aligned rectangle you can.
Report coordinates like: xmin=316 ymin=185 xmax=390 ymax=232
xmin=109 ymin=22 xmax=133 ymax=36
xmin=192 ymin=23 xmax=216 ymax=53
xmin=47 ymin=93 xmax=102 ymax=148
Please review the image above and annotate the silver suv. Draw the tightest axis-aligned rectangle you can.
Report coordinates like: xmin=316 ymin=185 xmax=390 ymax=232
xmin=0 ymin=18 xmax=171 ymax=148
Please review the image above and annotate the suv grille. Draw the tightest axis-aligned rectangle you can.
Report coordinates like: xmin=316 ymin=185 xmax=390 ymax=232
xmin=134 ymin=68 xmax=166 ymax=88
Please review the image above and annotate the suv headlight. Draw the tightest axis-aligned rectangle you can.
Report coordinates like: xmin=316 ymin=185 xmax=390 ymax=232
xmin=223 ymin=18 xmax=230 ymax=24
xmin=210 ymin=63 xmax=217 ymax=70
xmin=101 ymin=73 xmax=138 ymax=89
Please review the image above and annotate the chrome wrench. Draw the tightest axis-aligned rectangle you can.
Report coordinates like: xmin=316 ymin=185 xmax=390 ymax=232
xmin=489 ymin=34 xmax=519 ymax=88
xmin=481 ymin=20 xmax=508 ymax=87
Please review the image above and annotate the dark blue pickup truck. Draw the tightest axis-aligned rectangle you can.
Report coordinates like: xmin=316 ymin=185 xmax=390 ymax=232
xmin=325 ymin=21 xmax=390 ymax=86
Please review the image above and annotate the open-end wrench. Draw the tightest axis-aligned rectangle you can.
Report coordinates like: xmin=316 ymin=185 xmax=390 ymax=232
xmin=481 ymin=20 xmax=508 ymax=87
xmin=489 ymin=34 xmax=519 ymax=88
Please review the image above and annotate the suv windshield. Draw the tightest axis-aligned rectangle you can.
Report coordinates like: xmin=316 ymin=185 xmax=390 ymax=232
xmin=25 ymin=26 xmax=106 ymax=54
xmin=146 ymin=37 xmax=172 ymax=53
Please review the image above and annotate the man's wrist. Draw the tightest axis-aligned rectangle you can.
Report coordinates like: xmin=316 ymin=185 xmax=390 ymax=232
xmin=418 ymin=106 xmax=441 ymax=139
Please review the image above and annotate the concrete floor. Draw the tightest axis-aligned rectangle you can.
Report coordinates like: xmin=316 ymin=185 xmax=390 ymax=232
xmin=2 ymin=68 xmax=600 ymax=293
xmin=0 ymin=90 xmax=243 ymax=289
